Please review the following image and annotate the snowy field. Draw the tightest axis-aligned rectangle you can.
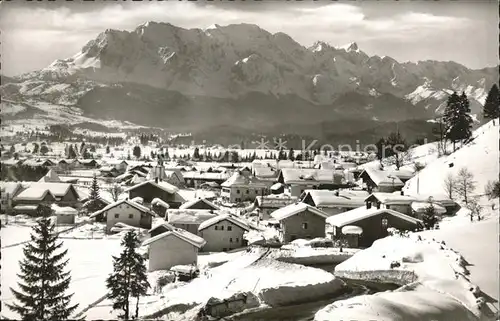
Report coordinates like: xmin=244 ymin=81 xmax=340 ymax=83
xmin=1 ymin=223 xmax=122 ymax=320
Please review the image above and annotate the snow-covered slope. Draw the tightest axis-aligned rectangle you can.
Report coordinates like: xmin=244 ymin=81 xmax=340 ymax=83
xmin=3 ymin=22 xmax=497 ymax=124
xmin=404 ymin=119 xmax=499 ymax=197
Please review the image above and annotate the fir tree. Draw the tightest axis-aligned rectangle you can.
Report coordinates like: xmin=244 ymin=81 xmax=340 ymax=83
xmin=7 ymin=216 xmax=79 ymax=320
xmin=106 ymin=230 xmax=150 ymax=320
xmin=443 ymin=92 xmax=461 ymax=151
xmin=483 ymin=84 xmax=500 ymax=120
xmin=288 ymin=148 xmax=295 ymax=161
xmin=456 ymin=92 xmax=473 ymax=144
xmin=86 ymin=174 xmax=104 ymax=215
xmin=422 ymin=203 xmax=438 ymax=230
xmin=193 ymin=147 xmax=200 ymax=160
xmin=32 ymin=143 xmax=40 ymax=154
xmin=106 ymin=146 xmax=111 ymax=154
xmin=67 ymin=145 xmax=77 ymax=159
xmin=133 ymin=146 xmax=141 ymax=159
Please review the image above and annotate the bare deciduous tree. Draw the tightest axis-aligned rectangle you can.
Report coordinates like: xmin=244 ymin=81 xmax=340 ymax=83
xmin=466 ymin=197 xmax=482 ymax=221
xmin=110 ymin=184 xmax=123 ymax=202
xmin=454 ymin=168 xmax=476 ymax=204
xmin=484 ymin=180 xmax=500 ymax=200
xmin=443 ymin=173 xmax=456 ymax=200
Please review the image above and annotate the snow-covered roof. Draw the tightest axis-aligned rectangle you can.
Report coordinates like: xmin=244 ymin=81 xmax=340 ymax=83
xmin=182 ymin=171 xmax=230 ymax=180
xmin=143 ymin=224 xmax=206 ymax=248
xmin=2 ymin=158 xmax=22 ymax=166
xmin=38 ymin=169 xmax=61 ymax=183
xmin=151 ymin=198 xmax=170 ymax=208
xmin=279 ymin=168 xmax=344 ymax=185
xmin=0 ymin=181 xmax=22 ymax=196
xmin=221 ymin=171 xmax=269 ymax=188
xmin=198 ymin=214 xmax=250 ymax=231
xmin=270 ymin=202 xmax=329 ymax=221
xmin=303 ymin=190 xmax=365 ymax=208
xmin=411 ymin=202 xmax=447 ymax=214
xmin=341 ymin=225 xmax=363 ymax=235
xmin=14 ymin=188 xmax=55 ymax=201
xmin=326 ymin=206 xmax=422 ymax=228
xmin=20 ymin=182 xmax=76 ymax=198
xmin=52 ymin=205 xmax=78 ymax=215
xmin=366 ymin=192 xmax=417 ymax=204
xmin=179 ymin=198 xmax=220 ymax=210
xmin=360 ymin=167 xmax=405 ymax=187
xmin=253 ymin=166 xmax=277 ymax=178
xmin=270 ymin=182 xmax=284 ymax=190
xmin=90 ymin=199 xmax=155 ymax=218
xmin=406 ymin=193 xmax=457 ymax=207
xmin=255 ymin=194 xmax=298 ymax=208
xmin=13 ymin=205 xmax=40 ymax=211
xmin=124 ymin=179 xmax=180 ymax=195
xmin=167 ymin=209 xmax=216 ymax=225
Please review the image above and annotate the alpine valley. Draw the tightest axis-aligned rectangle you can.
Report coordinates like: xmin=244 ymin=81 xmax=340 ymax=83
xmin=1 ymin=22 xmax=498 ymax=144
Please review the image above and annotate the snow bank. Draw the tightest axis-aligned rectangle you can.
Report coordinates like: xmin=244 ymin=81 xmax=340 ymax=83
xmin=270 ymin=247 xmax=358 ymax=266
xmin=316 ymin=234 xmax=494 ymax=321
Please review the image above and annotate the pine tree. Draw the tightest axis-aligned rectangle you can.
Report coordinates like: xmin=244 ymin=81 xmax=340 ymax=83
xmin=422 ymin=203 xmax=438 ymax=230
xmin=483 ymin=84 xmax=500 ymax=120
xmin=193 ymin=147 xmax=200 ymax=160
xmin=443 ymin=92 xmax=461 ymax=151
xmin=7 ymin=216 xmax=79 ymax=320
xmin=106 ymin=146 xmax=111 ymax=154
xmin=106 ymin=230 xmax=150 ymax=320
xmin=288 ymin=148 xmax=295 ymax=161
xmin=67 ymin=145 xmax=77 ymax=159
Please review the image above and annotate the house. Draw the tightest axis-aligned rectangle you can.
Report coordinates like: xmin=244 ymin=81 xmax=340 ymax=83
xmin=151 ymin=198 xmax=170 ymax=217
xmin=411 ymin=201 xmax=447 ymax=220
xmin=253 ymin=194 xmax=298 ymax=220
xmin=77 ymin=159 xmax=100 ymax=168
xmin=56 ymin=159 xmax=77 ymax=171
xmin=179 ymin=198 xmax=220 ymax=211
xmin=147 ymin=161 xmax=185 ymax=187
xmin=90 ymin=199 xmax=156 ymax=233
xmin=16 ymin=182 xmax=81 ymax=207
xmin=22 ymin=159 xmax=54 ymax=167
xmin=99 ymin=166 xmax=120 ymax=178
xmin=13 ymin=188 xmax=57 ymax=205
xmin=104 ymin=160 xmax=128 ymax=173
xmin=182 ymin=171 xmax=230 ymax=188
xmin=252 ymin=166 xmax=279 ymax=181
xmin=38 ymin=169 xmax=62 ymax=183
xmin=0 ymin=182 xmax=22 ymax=213
xmin=270 ymin=202 xmax=329 ymax=243
xmin=142 ymin=223 xmax=206 ymax=272
xmin=167 ymin=209 xmax=217 ymax=235
xmin=326 ymin=206 xmax=423 ymax=248
xmin=358 ymin=167 xmax=414 ymax=193
xmin=53 ymin=205 xmax=78 ymax=225
xmin=124 ymin=179 xmax=186 ymax=208
xmin=300 ymin=189 xmax=368 ymax=216
xmin=198 ymin=214 xmax=250 ymax=252
xmin=409 ymin=194 xmax=460 ymax=215
xmin=364 ymin=192 xmax=417 ymax=216
xmin=277 ymin=168 xmax=349 ymax=197
xmin=221 ymin=171 xmax=271 ymax=203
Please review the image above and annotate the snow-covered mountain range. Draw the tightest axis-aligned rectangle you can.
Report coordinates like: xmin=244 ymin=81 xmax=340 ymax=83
xmin=1 ymin=21 xmax=498 ymax=131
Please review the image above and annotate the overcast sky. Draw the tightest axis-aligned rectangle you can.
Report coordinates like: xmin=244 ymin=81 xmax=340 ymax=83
xmin=0 ymin=0 xmax=498 ymax=76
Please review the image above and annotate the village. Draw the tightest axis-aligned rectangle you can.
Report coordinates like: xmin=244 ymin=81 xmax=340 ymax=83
xmin=1 ymin=115 xmax=499 ymax=320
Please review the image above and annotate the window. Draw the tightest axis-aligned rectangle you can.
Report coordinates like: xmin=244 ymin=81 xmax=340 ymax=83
xmin=302 ymin=222 xmax=308 ymax=229
xmin=237 ymin=190 xmax=240 ymax=194
xmin=129 ymin=214 xmax=133 ymax=219
xmin=235 ymin=237 xmax=239 ymax=243
xmin=114 ymin=214 xmax=119 ymax=218
xmin=246 ymin=190 xmax=249 ymax=194
xmin=215 ymin=226 xmax=218 ymax=230
xmin=230 ymin=238 xmax=233 ymax=243
xmin=227 ymin=226 xmax=232 ymax=231
xmin=220 ymin=226 xmax=224 ymax=231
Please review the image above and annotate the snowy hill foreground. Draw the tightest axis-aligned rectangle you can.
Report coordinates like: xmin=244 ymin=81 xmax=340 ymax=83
xmin=1 ymin=22 xmax=497 ymax=130
xmin=404 ymin=118 xmax=499 ymax=197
